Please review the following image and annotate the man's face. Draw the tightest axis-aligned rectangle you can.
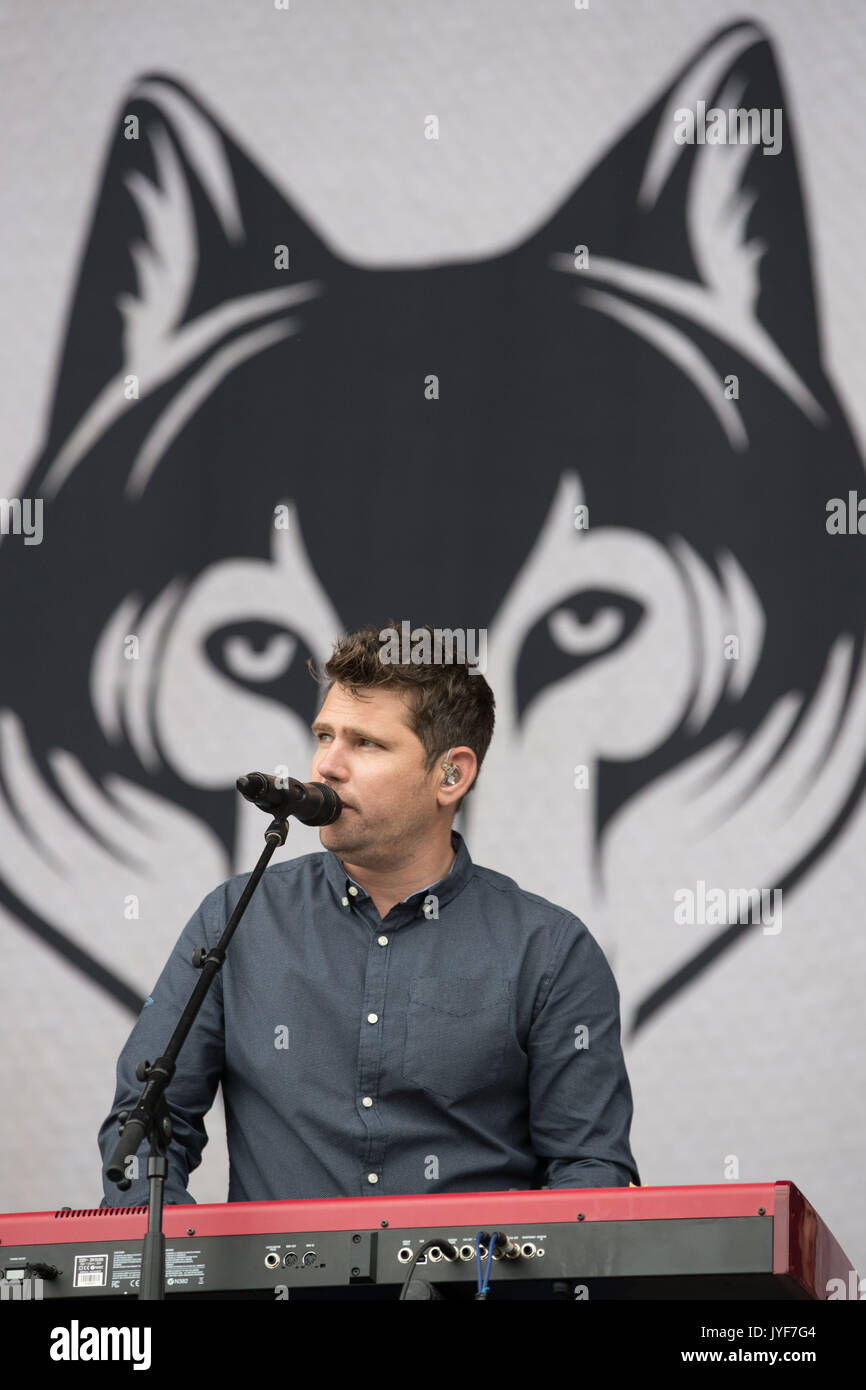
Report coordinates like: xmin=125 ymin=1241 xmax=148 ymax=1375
xmin=310 ymin=682 xmax=444 ymax=866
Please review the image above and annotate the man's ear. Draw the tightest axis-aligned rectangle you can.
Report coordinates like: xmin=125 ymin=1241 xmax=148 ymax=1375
xmin=438 ymin=746 xmax=477 ymax=795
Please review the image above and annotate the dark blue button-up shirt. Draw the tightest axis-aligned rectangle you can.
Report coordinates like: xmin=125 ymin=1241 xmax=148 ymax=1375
xmin=98 ymin=831 xmax=639 ymax=1204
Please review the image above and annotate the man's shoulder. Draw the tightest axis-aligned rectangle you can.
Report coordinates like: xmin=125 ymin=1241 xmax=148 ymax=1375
xmin=204 ymin=849 xmax=331 ymax=907
xmin=467 ymin=857 xmax=616 ymax=990
xmin=467 ymin=856 xmax=588 ymax=936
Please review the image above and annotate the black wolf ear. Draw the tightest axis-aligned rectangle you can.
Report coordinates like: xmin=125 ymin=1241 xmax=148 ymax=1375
xmin=525 ymin=20 xmax=825 ymax=412
xmin=40 ymin=73 xmax=337 ymax=480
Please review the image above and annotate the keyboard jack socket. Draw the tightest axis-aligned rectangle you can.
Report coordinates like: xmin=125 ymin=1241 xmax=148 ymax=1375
xmin=264 ymin=1252 xmax=281 ymax=1270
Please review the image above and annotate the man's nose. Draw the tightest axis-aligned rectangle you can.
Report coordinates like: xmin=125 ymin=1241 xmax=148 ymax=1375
xmin=313 ymin=740 xmax=346 ymax=781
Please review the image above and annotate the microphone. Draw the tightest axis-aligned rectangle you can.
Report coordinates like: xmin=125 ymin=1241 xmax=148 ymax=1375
xmin=236 ymin=773 xmax=343 ymax=826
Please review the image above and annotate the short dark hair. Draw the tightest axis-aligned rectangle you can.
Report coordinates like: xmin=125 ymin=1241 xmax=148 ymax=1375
xmin=308 ymin=621 xmax=495 ymax=805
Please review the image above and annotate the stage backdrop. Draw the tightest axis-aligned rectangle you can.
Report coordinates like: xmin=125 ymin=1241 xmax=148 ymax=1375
xmin=1 ymin=0 xmax=864 ymax=1279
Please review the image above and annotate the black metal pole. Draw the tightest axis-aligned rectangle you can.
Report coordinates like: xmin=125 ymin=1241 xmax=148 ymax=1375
xmin=105 ymin=816 xmax=289 ymax=1301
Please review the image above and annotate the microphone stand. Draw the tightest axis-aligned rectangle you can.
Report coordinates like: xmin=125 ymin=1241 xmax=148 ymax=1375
xmin=104 ymin=814 xmax=290 ymax=1301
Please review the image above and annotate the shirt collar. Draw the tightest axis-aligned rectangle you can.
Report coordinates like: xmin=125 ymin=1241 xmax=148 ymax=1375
xmin=323 ymin=829 xmax=473 ymax=915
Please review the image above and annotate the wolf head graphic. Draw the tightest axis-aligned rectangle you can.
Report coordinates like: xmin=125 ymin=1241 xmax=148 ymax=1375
xmin=1 ymin=20 xmax=864 ymax=1038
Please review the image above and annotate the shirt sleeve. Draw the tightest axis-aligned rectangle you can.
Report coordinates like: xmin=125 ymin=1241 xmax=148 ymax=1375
xmin=96 ymin=884 xmax=227 ymax=1207
xmin=528 ymin=913 xmax=640 ymax=1190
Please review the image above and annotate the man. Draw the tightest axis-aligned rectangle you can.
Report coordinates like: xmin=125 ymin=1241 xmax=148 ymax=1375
xmin=98 ymin=622 xmax=639 ymax=1204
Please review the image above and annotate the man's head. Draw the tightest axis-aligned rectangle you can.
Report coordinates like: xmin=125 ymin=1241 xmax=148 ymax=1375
xmin=307 ymin=622 xmax=495 ymax=866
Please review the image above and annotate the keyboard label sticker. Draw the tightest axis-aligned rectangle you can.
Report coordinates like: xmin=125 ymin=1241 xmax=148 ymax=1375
xmin=109 ymin=1247 xmax=206 ymax=1290
xmin=73 ymin=1254 xmax=108 ymax=1288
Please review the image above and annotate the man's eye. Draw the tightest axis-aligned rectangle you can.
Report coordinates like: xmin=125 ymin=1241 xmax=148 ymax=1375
xmin=313 ymin=733 xmax=378 ymax=746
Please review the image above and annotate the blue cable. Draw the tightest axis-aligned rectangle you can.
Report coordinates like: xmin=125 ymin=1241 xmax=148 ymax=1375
xmin=475 ymin=1230 xmax=495 ymax=1296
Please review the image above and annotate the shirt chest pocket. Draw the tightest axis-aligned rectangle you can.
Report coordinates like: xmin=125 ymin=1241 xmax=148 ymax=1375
xmin=402 ymin=974 xmax=511 ymax=1102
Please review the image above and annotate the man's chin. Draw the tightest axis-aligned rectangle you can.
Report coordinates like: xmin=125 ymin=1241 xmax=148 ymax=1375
xmin=319 ymin=817 xmax=363 ymax=852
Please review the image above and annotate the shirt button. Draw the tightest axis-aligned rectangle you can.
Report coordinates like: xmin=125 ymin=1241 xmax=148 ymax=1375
xmin=362 ymin=1097 xmax=373 ymax=1108
xmin=367 ymin=1013 xmax=378 ymax=1024
xmin=348 ymin=885 xmax=359 ymax=896
xmin=341 ymin=896 xmax=349 ymax=906
xmin=367 ymin=1173 xmax=379 ymax=1185
xmin=377 ymin=935 xmax=388 ymax=947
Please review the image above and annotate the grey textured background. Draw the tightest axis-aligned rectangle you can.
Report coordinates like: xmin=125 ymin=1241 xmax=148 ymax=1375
xmin=1 ymin=0 xmax=864 ymax=1283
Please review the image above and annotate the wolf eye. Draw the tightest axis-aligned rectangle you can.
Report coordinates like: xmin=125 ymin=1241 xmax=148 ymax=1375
xmin=547 ymin=604 xmax=624 ymax=653
xmin=515 ymin=590 xmax=644 ymax=723
xmin=204 ymin=621 xmax=318 ymax=721
xmin=221 ymin=631 xmax=296 ymax=682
